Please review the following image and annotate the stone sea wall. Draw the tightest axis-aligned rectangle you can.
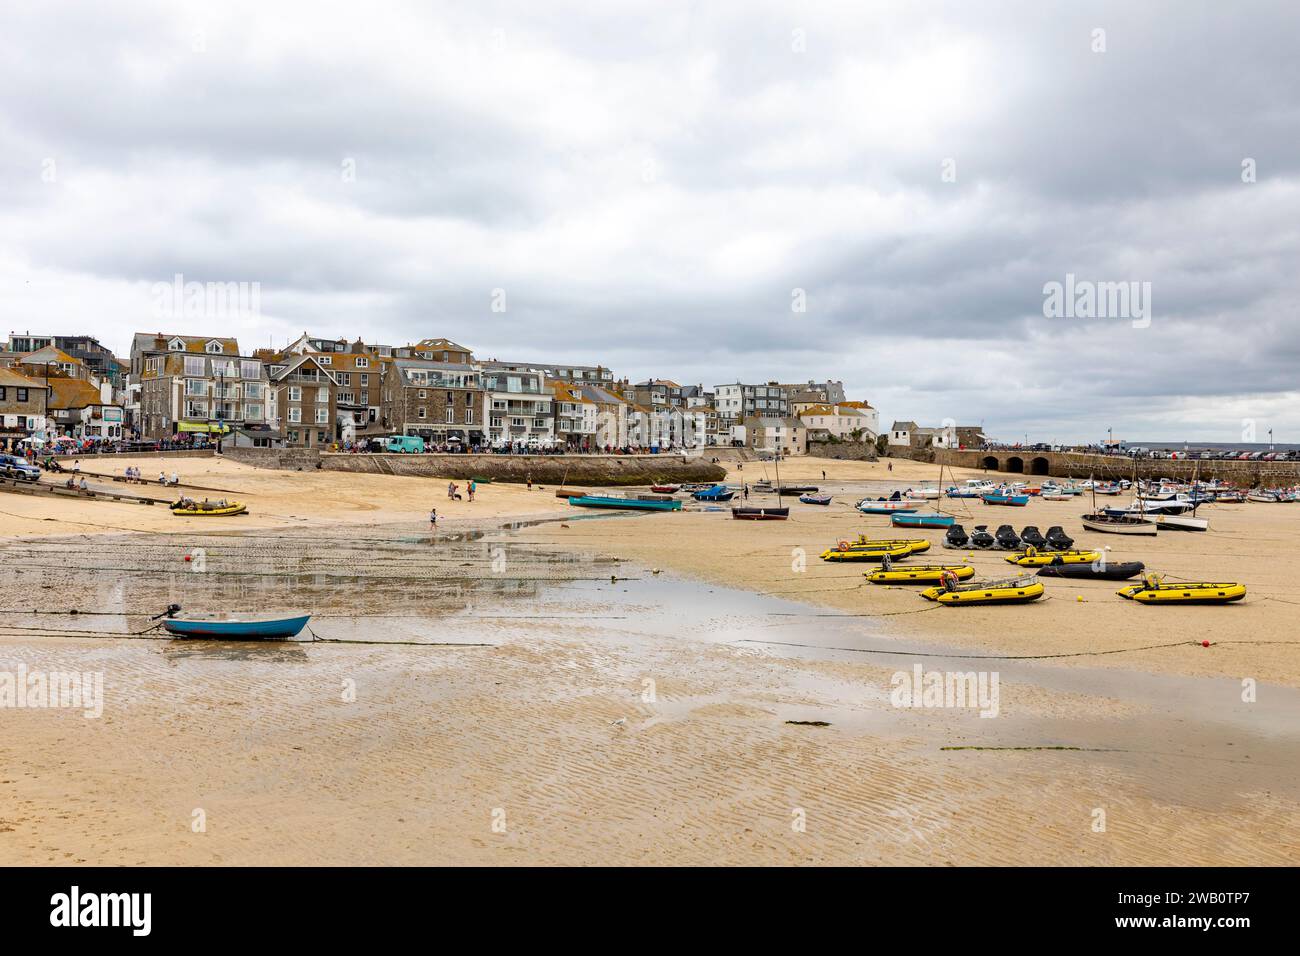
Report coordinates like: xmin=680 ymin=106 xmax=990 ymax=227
xmin=223 ymin=447 xmax=727 ymax=486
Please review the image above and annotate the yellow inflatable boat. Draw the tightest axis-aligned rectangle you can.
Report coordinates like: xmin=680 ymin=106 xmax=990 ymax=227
xmin=170 ymin=499 xmax=248 ymax=517
xmin=921 ymin=575 xmax=1045 ymax=605
xmin=821 ymin=544 xmax=913 ymax=562
xmin=1005 ymin=549 xmax=1101 ymax=567
xmin=820 ymin=537 xmax=929 ymax=560
xmin=865 ymin=565 xmax=975 ymax=584
xmin=1117 ymin=573 xmax=1246 ymax=604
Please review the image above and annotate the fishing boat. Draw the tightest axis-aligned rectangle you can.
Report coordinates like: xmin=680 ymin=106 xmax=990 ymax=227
xmin=798 ymin=493 xmax=832 ymax=506
xmin=1117 ymin=574 xmax=1246 ymax=604
xmin=170 ymin=499 xmax=247 ymax=517
xmin=891 ymin=512 xmax=956 ymax=529
xmin=568 ymin=495 xmax=683 ymax=511
xmin=732 ymin=506 xmax=790 ymax=520
xmin=777 ymin=485 xmax=819 ymax=495
xmin=920 ymin=575 xmax=1045 ymax=605
xmin=1247 ymin=490 xmax=1291 ymax=503
xmin=1150 ymin=513 xmax=1209 ymax=532
xmin=904 ymin=486 xmax=940 ymax=500
xmin=154 ymin=606 xmax=310 ymax=639
xmin=554 ymin=488 xmax=584 ymax=498
xmin=1039 ymin=492 xmax=1073 ymax=501
xmin=1005 ymin=549 xmax=1102 ymax=567
xmin=680 ymin=483 xmax=715 ymax=493
xmin=649 ymin=484 xmax=680 ymax=494
xmin=691 ymin=485 xmax=735 ymax=502
xmin=1081 ymin=513 xmax=1157 ymax=535
xmin=865 ymin=564 xmax=975 ymax=584
xmin=1093 ymin=485 xmax=1122 ymax=496
xmin=856 ymin=499 xmax=918 ymax=514
xmin=981 ymin=493 xmax=1030 ymax=507
xmin=1037 ymin=561 xmax=1144 ymax=581
xmin=1214 ymin=490 xmax=1246 ymax=503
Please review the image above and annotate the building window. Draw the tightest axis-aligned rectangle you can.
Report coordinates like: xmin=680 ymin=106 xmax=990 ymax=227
xmin=315 ymin=408 xmax=328 ymax=424
xmin=17 ymin=388 xmax=28 ymax=402
xmin=205 ymin=341 xmax=223 ymax=354
xmin=319 ymin=356 xmax=332 ymax=365
xmin=318 ymin=431 xmax=326 ymax=443
xmin=241 ymin=361 xmax=260 ymax=379
xmin=184 ymin=356 xmax=205 ymax=376
xmin=317 ymin=389 xmax=328 ymax=403
xmin=245 ymin=382 xmax=263 ymax=399
xmin=465 ymin=408 xmax=474 ymax=424
xmin=357 ymin=357 xmax=369 ymax=368
xmin=445 ymin=407 xmax=454 ymax=423
xmin=359 ymin=374 xmax=369 ymax=386
xmin=245 ymin=404 xmax=263 ymax=419
xmin=534 ymin=418 xmax=546 ymax=428
xmin=417 ymin=407 xmax=426 ymax=419
xmin=289 ymin=408 xmax=301 ymax=423
xmin=185 ymin=378 xmax=207 ymax=396
xmin=288 ymin=386 xmax=301 ymax=402
xmin=337 ymin=373 xmax=350 ymax=386
xmin=418 ymin=389 xmax=427 ymax=399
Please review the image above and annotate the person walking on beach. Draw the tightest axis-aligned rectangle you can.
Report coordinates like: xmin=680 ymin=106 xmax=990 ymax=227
xmin=743 ymin=483 xmax=749 ymax=500
xmin=822 ymin=470 xmax=826 ymax=480
xmin=447 ymin=481 xmax=457 ymax=500
xmin=888 ymin=462 xmax=893 ymax=472
xmin=72 ymin=459 xmax=80 ymax=474
xmin=429 ymin=507 xmax=438 ymax=531
xmin=526 ymin=474 xmax=532 ymax=491
xmin=468 ymin=479 xmax=476 ymax=502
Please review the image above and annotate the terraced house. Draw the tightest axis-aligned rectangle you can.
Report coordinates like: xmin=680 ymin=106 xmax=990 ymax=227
xmin=481 ymin=362 xmax=554 ymax=448
xmin=551 ymin=382 xmax=598 ymax=450
xmin=381 ymin=358 xmax=485 ymax=446
xmin=131 ymin=333 xmax=268 ymax=439
xmin=266 ymin=354 xmax=337 ymax=447
xmin=307 ymin=348 xmax=387 ymax=442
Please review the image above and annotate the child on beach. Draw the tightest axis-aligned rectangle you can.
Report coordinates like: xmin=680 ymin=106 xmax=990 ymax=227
xmin=468 ymin=480 xmax=476 ymax=502
xmin=429 ymin=508 xmax=438 ymax=531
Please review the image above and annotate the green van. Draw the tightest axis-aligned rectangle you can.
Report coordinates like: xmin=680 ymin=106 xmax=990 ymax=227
xmin=386 ymin=435 xmax=425 ymax=453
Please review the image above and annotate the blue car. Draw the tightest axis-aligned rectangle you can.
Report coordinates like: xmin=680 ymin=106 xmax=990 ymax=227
xmin=0 ymin=453 xmax=41 ymax=481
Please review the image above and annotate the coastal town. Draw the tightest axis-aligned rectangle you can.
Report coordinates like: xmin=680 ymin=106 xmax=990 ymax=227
xmin=1 ymin=329 xmax=985 ymax=458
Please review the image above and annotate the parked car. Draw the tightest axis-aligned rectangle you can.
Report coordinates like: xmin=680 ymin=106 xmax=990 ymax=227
xmin=0 ymin=453 xmax=41 ymax=482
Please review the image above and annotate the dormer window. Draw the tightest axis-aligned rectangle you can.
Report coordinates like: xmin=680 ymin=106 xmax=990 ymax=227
xmin=168 ymin=338 xmax=185 ymax=351
xmin=205 ymin=340 xmax=224 ymax=354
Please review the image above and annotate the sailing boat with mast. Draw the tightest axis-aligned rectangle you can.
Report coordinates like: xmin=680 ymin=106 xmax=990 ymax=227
xmin=732 ymin=449 xmax=791 ymax=520
xmin=891 ymin=461 xmax=958 ymax=528
xmin=1081 ymin=461 xmax=1157 ymax=535
xmin=1147 ymin=458 xmax=1210 ymax=531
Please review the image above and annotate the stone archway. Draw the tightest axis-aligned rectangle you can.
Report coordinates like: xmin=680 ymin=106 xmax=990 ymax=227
xmin=1029 ymin=456 xmax=1050 ymax=476
xmin=1004 ymin=455 xmax=1024 ymax=474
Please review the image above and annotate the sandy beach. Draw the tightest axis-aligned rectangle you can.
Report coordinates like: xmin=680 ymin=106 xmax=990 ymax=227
xmin=2 ymin=453 xmax=1297 ymax=865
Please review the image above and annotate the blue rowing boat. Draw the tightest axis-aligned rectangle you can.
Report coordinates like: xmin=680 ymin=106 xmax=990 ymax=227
xmin=891 ymin=512 xmax=956 ymax=528
xmin=161 ymin=613 xmax=311 ymax=639
xmin=568 ymin=495 xmax=683 ymax=511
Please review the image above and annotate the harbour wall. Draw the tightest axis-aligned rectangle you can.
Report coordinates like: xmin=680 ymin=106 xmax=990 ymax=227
xmin=906 ymin=447 xmax=1300 ymax=484
xmin=223 ymin=448 xmax=727 ymax=486
xmin=808 ymin=439 xmax=878 ymax=461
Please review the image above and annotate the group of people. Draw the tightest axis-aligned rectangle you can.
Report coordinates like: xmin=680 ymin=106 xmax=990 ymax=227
xmin=446 ymin=480 xmax=477 ymax=502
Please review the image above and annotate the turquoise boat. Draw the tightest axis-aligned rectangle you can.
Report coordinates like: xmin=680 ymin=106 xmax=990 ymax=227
xmin=891 ymin=512 xmax=956 ymax=529
xmin=568 ymin=495 xmax=682 ymax=511
xmin=981 ymin=493 xmax=1030 ymax=507
xmin=159 ymin=612 xmax=310 ymax=639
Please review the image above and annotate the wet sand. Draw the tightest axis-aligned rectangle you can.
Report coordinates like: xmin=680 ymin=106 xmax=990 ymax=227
xmin=1 ymin=455 xmax=1298 ymax=865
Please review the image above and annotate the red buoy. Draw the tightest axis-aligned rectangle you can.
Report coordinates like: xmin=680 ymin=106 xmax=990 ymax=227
xmin=1201 ymin=640 xmax=1210 ymax=647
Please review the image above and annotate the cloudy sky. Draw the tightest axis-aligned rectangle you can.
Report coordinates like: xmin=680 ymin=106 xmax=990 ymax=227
xmin=3 ymin=1 xmax=1297 ymax=444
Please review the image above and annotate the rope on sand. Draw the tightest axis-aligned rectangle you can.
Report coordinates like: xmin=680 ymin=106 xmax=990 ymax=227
xmin=736 ymin=637 xmax=1221 ymax=660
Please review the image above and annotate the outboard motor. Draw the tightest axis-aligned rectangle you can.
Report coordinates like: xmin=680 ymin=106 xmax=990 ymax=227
xmin=970 ymin=525 xmax=996 ymax=549
xmin=944 ymin=524 xmax=969 ymax=548
xmin=1045 ymin=525 xmax=1074 ymax=550
xmin=1020 ymin=526 xmax=1046 ymax=549
xmin=995 ymin=524 xmax=1021 ymax=550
